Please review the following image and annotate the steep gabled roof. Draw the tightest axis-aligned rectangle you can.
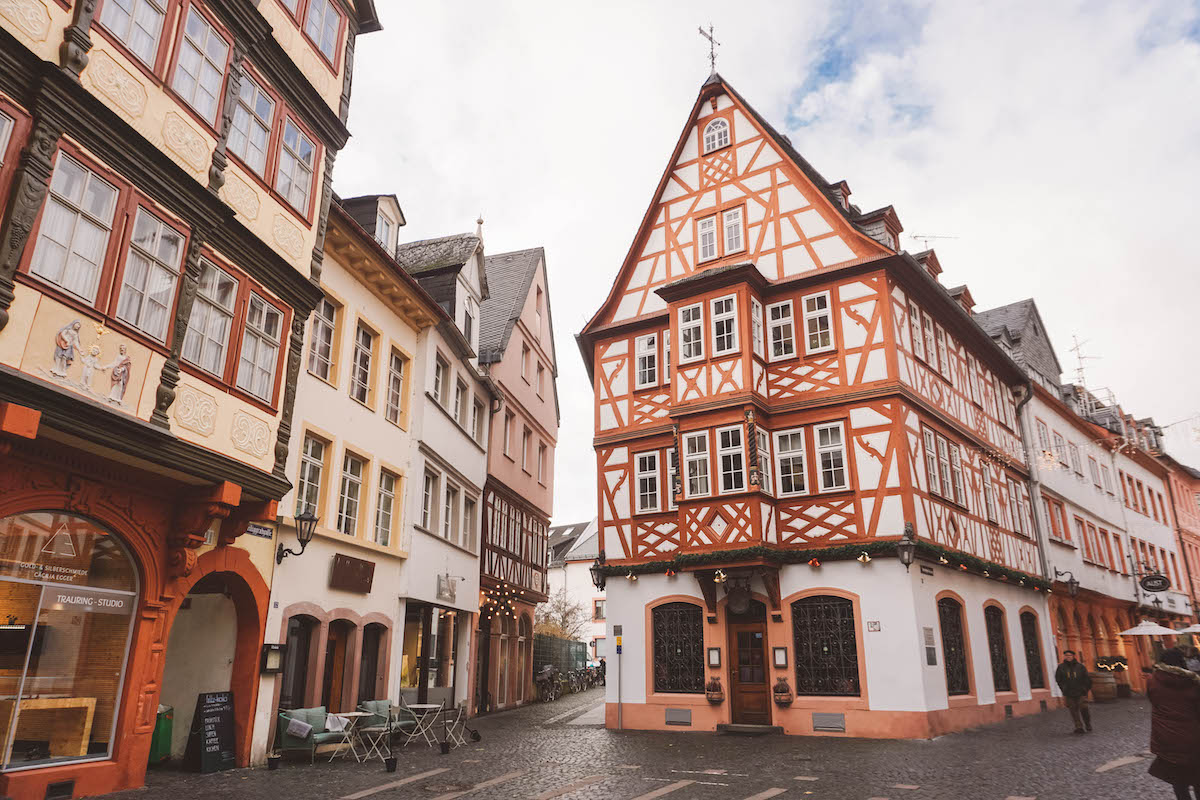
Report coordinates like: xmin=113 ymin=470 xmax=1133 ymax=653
xmin=975 ymin=298 xmax=1064 ymax=381
xmin=395 ymin=232 xmax=481 ymax=275
xmin=548 ymin=519 xmax=596 ymax=566
xmin=478 ymin=247 xmax=552 ymax=366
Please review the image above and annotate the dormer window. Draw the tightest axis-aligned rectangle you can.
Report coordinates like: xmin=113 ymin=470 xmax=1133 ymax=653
xmin=703 ymin=118 xmax=730 ymax=153
xmin=376 ymin=214 xmax=392 ymax=248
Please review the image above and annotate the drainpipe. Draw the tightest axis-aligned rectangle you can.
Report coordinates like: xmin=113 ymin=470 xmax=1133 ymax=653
xmin=1164 ymin=474 xmax=1200 ymax=624
xmin=1015 ymin=383 xmax=1052 ymax=582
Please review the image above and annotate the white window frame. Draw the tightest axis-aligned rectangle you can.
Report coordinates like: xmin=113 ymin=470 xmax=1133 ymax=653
xmin=908 ymin=300 xmax=925 ymax=361
xmin=536 ymin=362 xmax=545 ymax=397
xmin=774 ymin=428 xmax=808 ymax=497
xmin=236 ymin=292 xmax=282 ymax=401
xmin=936 ymin=436 xmax=952 ymax=503
xmin=463 ymin=497 xmax=478 ymax=552
xmin=949 ymin=444 xmax=967 ymax=507
xmin=802 ymin=291 xmax=835 ymax=355
xmin=635 ymin=332 xmax=658 ymax=389
xmin=308 ymin=296 xmax=336 ymax=380
xmin=1101 ymin=464 xmax=1114 ymax=494
xmin=375 ymin=214 xmax=392 ymax=248
xmin=698 ymin=216 xmax=718 ymax=262
xmin=172 ymin=6 xmax=228 ymax=124
xmin=385 ymin=350 xmax=406 ymax=424
xmin=295 ymin=434 xmax=324 ymax=516
xmin=336 ymin=452 xmax=364 ymax=536
xmin=703 ymin=118 xmax=730 ymax=153
xmin=349 ymin=321 xmax=373 ymax=404
xmin=420 ymin=470 xmax=438 ymax=530
xmin=442 ymin=483 xmax=460 ymax=544
xmin=454 ymin=379 xmax=468 ymax=426
xmin=522 ymin=427 xmax=532 ymax=472
xmin=716 ymin=425 xmax=746 ymax=495
xmin=723 ymin=207 xmax=744 ymax=254
xmin=968 ymin=355 xmax=982 ymax=405
xmin=472 ymin=398 xmax=485 ymax=442
xmin=683 ymin=431 xmax=711 ymax=498
xmin=31 ymin=153 xmax=118 ymax=303
xmin=635 ymin=451 xmax=661 ymax=513
xmin=663 ymin=330 xmax=671 ymax=383
xmin=922 ymin=312 xmax=938 ymax=371
xmin=923 ymin=428 xmax=941 ymax=496
xmin=373 ymin=470 xmax=396 ymax=546
xmin=1052 ymin=432 xmax=1068 ymax=465
xmin=538 ymin=442 xmax=547 ymax=484
xmin=503 ymin=412 xmax=513 ymax=456
xmin=678 ymin=304 xmax=704 ymax=364
xmin=815 ymin=422 xmax=848 ymax=492
xmin=1068 ymin=442 xmax=1082 ymax=475
xmin=667 ymin=447 xmax=679 ymax=509
xmin=1007 ymin=477 xmax=1024 ymax=535
xmin=433 ymin=355 xmax=448 ymax=405
xmin=750 ymin=298 xmax=764 ymax=358
xmin=767 ymin=300 xmax=796 ymax=361
xmin=982 ymin=464 xmax=998 ymax=524
xmin=710 ymin=295 xmax=738 ymax=357
xmin=1036 ymin=420 xmax=1051 ymax=453
xmin=934 ymin=324 xmax=950 ymax=379
xmin=756 ymin=429 xmax=772 ymax=496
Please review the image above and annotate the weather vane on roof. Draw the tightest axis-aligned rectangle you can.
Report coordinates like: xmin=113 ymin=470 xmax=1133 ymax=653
xmin=698 ymin=23 xmax=720 ymax=73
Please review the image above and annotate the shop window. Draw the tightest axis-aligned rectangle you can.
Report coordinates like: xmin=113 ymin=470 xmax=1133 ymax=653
xmin=400 ymin=604 xmax=423 ymax=691
xmin=0 ymin=512 xmax=138 ymax=769
xmin=279 ymin=614 xmax=316 ymax=709
xmin=30 ymin=153 xmax=118 ymax=303
xmin=938 ymin=597 xmax=970 ymax=696
xmin=1020 ymin=612 xmax=1046 ymax=689
xmin=984 ymin=606 xmax=1011 ymax=692
xmin=651 ymin=602 xmax=704 ymax=694
xmin=791 ymin=595 xmax=860 ymax=696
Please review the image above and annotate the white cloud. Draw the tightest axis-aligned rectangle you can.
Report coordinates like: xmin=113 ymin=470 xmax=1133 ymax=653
xmin=337 ymin=1 xmax=1200 ymax=525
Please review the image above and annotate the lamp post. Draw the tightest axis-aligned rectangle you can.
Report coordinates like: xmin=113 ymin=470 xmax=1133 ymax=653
xmin=1054 ymin=569 xmax=1080 ymax=598
xmin=590 ymin=551 xmax=606 ymax=591
xmin=896 ymin=523 xmax=917 ymax=571
xmin=277 ymin=510 xmax=318 ymax=564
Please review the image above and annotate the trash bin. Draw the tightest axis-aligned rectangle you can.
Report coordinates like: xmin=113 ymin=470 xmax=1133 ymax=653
xmin=148 ymin=705 xmax=173 ymax=765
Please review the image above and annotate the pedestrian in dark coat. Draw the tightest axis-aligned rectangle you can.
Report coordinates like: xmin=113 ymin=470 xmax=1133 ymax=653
xmin=1055 ymin=650 xmax=1093 ymax=733
xmin=1148 ymin=648 xmax=1200 ymax=800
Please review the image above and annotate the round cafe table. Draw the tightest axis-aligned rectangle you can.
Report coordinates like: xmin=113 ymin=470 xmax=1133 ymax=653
xmin=402 ymin=703 xmax=442 ymax=747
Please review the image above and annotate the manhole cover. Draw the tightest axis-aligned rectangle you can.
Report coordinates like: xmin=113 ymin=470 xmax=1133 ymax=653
xmin=425 ymin=783 xmax=472 ymax=793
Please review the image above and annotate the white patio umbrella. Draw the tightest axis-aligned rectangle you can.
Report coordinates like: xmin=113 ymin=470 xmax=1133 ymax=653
xmin=1119 ymin=619 xmax=1178 ymax=636
xmin=1174 ymin=624 xmax=1200 ymax=634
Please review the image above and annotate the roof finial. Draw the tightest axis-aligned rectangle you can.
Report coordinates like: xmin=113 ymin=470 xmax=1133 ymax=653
xmin=698 ymin=23 xmax=720 ymax=74
xmin=476 ymin=214 xmax=484 ymax=238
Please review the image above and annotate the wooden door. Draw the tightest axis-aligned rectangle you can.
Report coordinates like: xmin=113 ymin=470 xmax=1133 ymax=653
xmin=729 ymin=623 xmax=770 ymax=724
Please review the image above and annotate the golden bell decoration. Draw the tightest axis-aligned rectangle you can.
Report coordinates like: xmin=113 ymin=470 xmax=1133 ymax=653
xmin=808 ymin=557 xmax=821 ymax=567
xmin=856 ymin=552 xmax=872 ymax=564
xmin=626 ymin=571 xmax=638 ymax=581
xmin=714 ymin=569 xmax=728 ymax=584
xmin=939 ymin=556 xmax=950 ymax=565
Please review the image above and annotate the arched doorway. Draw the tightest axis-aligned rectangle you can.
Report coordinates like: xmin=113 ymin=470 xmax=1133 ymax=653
xmin=322 ymin=619 xmax=357 ymax=713
xmin=160 ymin=572 xmax=238 ymax=760
xmin=279 ymin=615 xmax=318 ymax=710
xmin=0 ymin=511 xmax=139 ymax=770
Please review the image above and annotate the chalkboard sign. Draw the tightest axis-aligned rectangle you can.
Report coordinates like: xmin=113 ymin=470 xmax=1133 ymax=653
xmin=184 ymin=691 xmax=236 ymax=773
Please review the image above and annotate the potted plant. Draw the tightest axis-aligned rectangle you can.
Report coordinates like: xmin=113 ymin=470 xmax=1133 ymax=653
xmin=267 ymin=750 xmax=281 ymax=771
xmin=772 ymin=677 xmax=794 ymax=706
xmin=705 ymin=676 xmax=724 ymax=703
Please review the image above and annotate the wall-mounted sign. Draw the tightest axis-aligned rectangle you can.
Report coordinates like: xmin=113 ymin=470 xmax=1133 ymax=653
xmin=329 ymin=554 xmax=375 ymax=594
xmin=436 ymin=574 xmax=457 ymax=603
xmin=1141 ymin=574 xmax=1171 ymax=593
xmin=245 ymin=523 xmax=273 ymax=540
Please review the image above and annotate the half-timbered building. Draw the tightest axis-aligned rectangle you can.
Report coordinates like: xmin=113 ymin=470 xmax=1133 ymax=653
xmin=579 ymin=73 xmax=1056 ymax=738
xmin=473 ymin=246 xmax=558 ymax=712
xmin=0 ymin=0 xmax=378 ymax=795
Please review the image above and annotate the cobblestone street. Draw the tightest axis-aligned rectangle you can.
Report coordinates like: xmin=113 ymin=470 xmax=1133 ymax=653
xmin=106 ymin=689 xmax=1175 ymax=800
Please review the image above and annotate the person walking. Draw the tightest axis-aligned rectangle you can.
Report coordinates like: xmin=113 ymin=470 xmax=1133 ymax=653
xmin=1148 ymin=649 xmax=1200 ymax=800
xmin=1055 ymin=650 xmax=1093 ymax=734
xmin=1184 ymin=647 xmax=1200 ymax=674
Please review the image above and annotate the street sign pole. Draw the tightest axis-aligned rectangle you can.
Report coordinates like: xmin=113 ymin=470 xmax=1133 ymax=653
xmin=614 ymin=624 xmax=623 ymax=731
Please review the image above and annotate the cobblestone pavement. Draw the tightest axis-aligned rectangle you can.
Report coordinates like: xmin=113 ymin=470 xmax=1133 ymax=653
xmin=108 ymin=689 xmax=1175 ymax=800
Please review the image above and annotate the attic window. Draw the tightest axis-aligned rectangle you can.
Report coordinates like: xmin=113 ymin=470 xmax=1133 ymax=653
xmin=376 ymin=213 xmax=392 ymax=247
xmin=703 ymin=119 xmax=730 ymax=154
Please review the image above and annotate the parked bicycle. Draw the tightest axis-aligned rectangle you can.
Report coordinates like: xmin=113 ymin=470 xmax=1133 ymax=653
xmin=536 ymin=664 xmax=561 ymax=703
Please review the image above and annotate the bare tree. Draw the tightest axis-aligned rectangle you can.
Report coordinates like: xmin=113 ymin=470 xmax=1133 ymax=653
xmin=535 ymin=588 xmax=589 ymax=640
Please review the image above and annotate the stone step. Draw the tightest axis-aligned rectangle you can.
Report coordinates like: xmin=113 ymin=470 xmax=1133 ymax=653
xmin=716 ymin=723 xmax=784 ymax=736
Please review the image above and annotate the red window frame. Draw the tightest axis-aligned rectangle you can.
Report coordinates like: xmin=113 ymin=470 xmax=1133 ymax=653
xmin=92 ymin=0 xmax=186 ymax=83
xmin=165 ymin=0 xmax=236 ymax=136
xmin=272 ymin=0 xmax=346 ymax=74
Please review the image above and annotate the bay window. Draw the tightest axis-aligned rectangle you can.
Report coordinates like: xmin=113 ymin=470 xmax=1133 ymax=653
xmin=172 ymin=7 xmax=229 ymax=125
xmin=182 ymin=260 xmax=236 ymax=376
xmin=684 ymin=431 xmax=710 ymax=498
xmin=802 ymin=291 xmax=834 ymax=354
xmin=667 ymin=448 xmax=678 ymax=509
xmin=922 ymin=312 xmax=937 ymax=371
xmin=236 ymin=292 xmax=283 ymax=401
xmin=767 ymin=300 xmax=795 ymax=360
xmin=679 ymin=304 xmax=703 ymax=362
xmin=717 ymin=425 xmax=745 ymax=493
xmin=775 ymin=429 xmax=807 ymax=496
xmin=31 ymin=153 xmax=118 ymax=303
xmin=99 ymin=0 xmax=167 ymax=66
xmin=923 ymin=429 xmax=942 ymax=496
xmin=815 ymin=422 xmax=847 ymax=491
xmin=276 ymin=119 xmax=315 ymax=214
xmin=711 ymin=295 xmax=738 ymax=356
xmin=1008 ymin=477 xmax=1025 ymax=535
xmin=949 ymin=445 xmax=966 ymax=506
xmin=115 ymin=208 xmax=184 ymax=341
xmin=982 ymin=465 xmax=998 ymax=523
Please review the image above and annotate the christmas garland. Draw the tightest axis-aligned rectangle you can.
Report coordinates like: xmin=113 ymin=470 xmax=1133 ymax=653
xmin=595 ymin=539 xmax=1052 ymax=591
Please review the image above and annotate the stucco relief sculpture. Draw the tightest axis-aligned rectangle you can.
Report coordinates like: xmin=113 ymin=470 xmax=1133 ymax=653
xmin=174 ymin=384 xmax=217 ymax=436
xmin=43 ymin=320 xmax=134 ymax=406
xmin=84 ymin=51 xmax=147 ymax=118
xmin=231 ymin=411 xmax=270 ymax=458
xmin=0 ymin=0 xmax=51 ymax=42
xmin=162 ymin=112 xmax=208 ymax=172
xmin=272 ymin=214 xmax=305 ymax=260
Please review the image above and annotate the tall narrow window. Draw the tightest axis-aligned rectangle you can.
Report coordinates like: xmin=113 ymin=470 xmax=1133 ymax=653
xmin=536 ymin=362 xmax=545 ymax=397
xmin=472 ymin=399 xmax=485 ymax=441
xmin=463 ymin=305 xmax=474 ymax=344
xmin=938 ymin=597 xmax=970 ymax=696
xmin=373 ymin=470 xmax=396 ymax=546
xmin=1052 ymin=432 xmax=1067 ymax=465
xmin=538 ymin=442 xmax=547 ymax=483
xmin=815 ymin=423 xmax=848 ymax=492
xmin=667 ymin=448 xmax=679 ymax=510
xmin=982 ymin=465 xmax=999 ymax=523
xmin=703 ymin=118 xmax=730 ymax=153
xmin=227 ymin=74 xmax=275 ymax=176
xmin=236 ymin=293 xmax=282 ymax=401
xmin=31 ymin=153 xmax=118 ymax=303
xmin=1088 ymin=457 xmax=1101 ymax=487
xmin=949 ymin=445 xmax=966 ymax=507
xmin=1068 ymin=443 xmax=1082 ymax=475
xmin=276 ymin=120 xmax=315 ymax=213
xmin=698 ymin=216 xmax=717 ymax=262
xmin=1101 ymin=464 xmax=1114 ymax=494
xmin=723 ymin=207 xmax=744 ymax=253
xmin=442 ymin=485 xmax=460 ymax=544
xmin=463 ymin=497 xmax=477 ymax=552
xmin=1007 ymin=478 xmax=1025 ymax=534
xmin=711 ymin=295 xmax=738 ymax=356
xmin=684 ymin=431 xmax=710 ymax=498
xmin=336 ymin=453 xmax=364 ymax=536
xmin=652 ymin=603 xmax=705 ymax=693
xmin=0 ymin=112 xmax=12 ymax=164
xmin=767 ymin=301 xmax=795 ymax=360
xmin=522 ymin=427 xmax=532 ymax=472
xmin=802 ymin=291 xmax=834 ymax=354
xmin=679 ymin=304 xmax=704 ymax=362
xmin=503 ymin=412 xmax=513 ymax=455
xmin=908 ymin=300 xmax=925 ymax=361
xmin=295 ymin=434 xmax=324 ymax=516
xmin=751 ymin=298 xmax=764 ymax=358
xmin=534 ymin=287 xmax=543 ymax=337
xmin=454 ymin=380 xmax=468 ymax=426
xmin=183 ymin=260 xmax=237 ymax=376
xmin=385 ymin=351 xmax=406 ymax=423
xmin=663 ymin=330 xmax=671 ymax=382
xmin=923 ymin=429 xmax=942 ymax=496
xmin=99 ymin=0 xmax=167 ymax=66
xmin=421 ymin=470 xmax=437 ymax=530
xmin=934 ymin=325 xmax=950 ymax=379
xmin=922 ymin=312 xmax=938 ymax=371
xmin=304 ymin=0 xmax=341 ymax=61
xmin=115 ymin=208 xmax=184 ymax=341
xmin=308 ymin=296 xmax=336 ymax=380
xmin=636 ymin=452 xmax=660 ymax=513
xmin=521 ymin=343 xmax=531 ymax=379
xmin=717 ymin=426 xmax=745 ymax=493
xmin=775 ymin=429 xmax=807 ymax=496
xmin=968 ymin=356 xmax=982 ymax=405
xmin=433 ymin=356 xmax=448 ymax=405
xmin=1035 ymin=420 xmax=1051 ymax=453
xmin=1020 ymin=612 xmax=1046 ymax=689
xmin=635 ymin=333 xmax=658 ymax=389
xmin=984 ymin=606 xmax=1012 ymax=693
xmin=792 ymin=596 xmax=860 ymax=696
xmin=756 ymin=429 xmax=772 ymax=496
xmin=375 ymin=215 xmax=392 ymax=248
xmin=936 ymin=436 xmax=952 ymax=501
xmin=172 ymin=7 xmax=228 ymax=124
xmin=349 ymin=322 xmax=373 ymax=404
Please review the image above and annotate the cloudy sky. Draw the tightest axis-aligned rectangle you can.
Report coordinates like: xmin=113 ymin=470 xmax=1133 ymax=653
xmin=335 ymin=1 xmax=1200 ymax=525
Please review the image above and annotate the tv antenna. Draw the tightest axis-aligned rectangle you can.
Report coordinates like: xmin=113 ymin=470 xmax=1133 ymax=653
xmin=907 ymin=233 xmax=958 ymax=251
xmin=1068 ymin=335 xmax=1100 ymax=390
xmin=698 ymin=24 xmax=720 ymax=73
